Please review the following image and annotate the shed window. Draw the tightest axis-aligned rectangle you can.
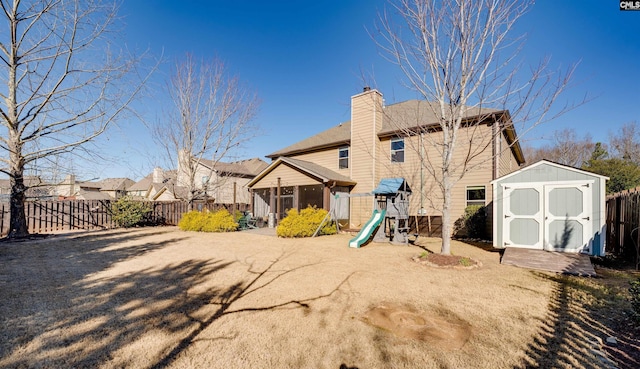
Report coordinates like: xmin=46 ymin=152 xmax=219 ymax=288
xmin=391 ymin=138 xmax=404 ymax=163
xmin=466 ymin=185 xmax=486 ymax=207
xmin=339 ymin=146 xmax=349 ymax=169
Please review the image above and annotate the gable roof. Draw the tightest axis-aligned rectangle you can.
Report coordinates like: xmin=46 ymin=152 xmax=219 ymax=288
xmin=97 ymin=178 xmax=134 ymax=191
xmin=267 ymin=122 xmax=351 ymax=158
xmin=127 ymin=170 xmax=179 ymax=193
xmin=76 ymin=189 xmax=112 ymax=200
xmin=150 ymin=183 xmax=189 ymax=201
xmin=198 ymin=157 xmax=268 ymax=177
xmin=0 ymin=176 xmax=48 ymax=189
xmin=490 ymin=159 xmax=610 ymax=184
xmin=378 ymin=100 xmax=501 ymax=137
xmin=128 ymin=173 xmax=153 ymax=191
xmin=248 ymin=156 xmax=356 ymax=188
xmin=266 ymin=100 xmax=518 ymax=161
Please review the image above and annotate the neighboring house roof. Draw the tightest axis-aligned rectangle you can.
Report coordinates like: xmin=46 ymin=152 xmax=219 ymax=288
xmin=248 ymin=157 xmax=356 ymax=188
xmin=97 ymin=178 xmax=134 ymax=191
xmin=77 ymin=181 xmax=102 ymax=190
xmin=128 ymin=170 xmax=178 ymax=190
xmin=0 ymin=176 xmax=48 ymax=189
xmin=0 ymin=176 xmax=53 ymax=198
xmin=151 ymin=183 xmax=189 ymax=201
xmin=76 ymin=189 xmax=111 ymax=200
xmin=128 ymin=173 xmax=153 ymax=192
xmin=199 ymin=157 xmax=268 ymax=177
xmin=265 ymin=100 xmax=523 ymax=164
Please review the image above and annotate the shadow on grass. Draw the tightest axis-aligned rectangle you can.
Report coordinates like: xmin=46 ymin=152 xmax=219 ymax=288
xmin=517 ymin=265 xmax=638 ymax=369
xmin=0 ymin=228 xmax=353 ymax=368
xmin=150 ymin=252 xmax=354 ymax=368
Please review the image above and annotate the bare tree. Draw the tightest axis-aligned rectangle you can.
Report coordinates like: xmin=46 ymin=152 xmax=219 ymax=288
xmin=524 ymin=128 xmax=594 ymax=167
xmin=154 ymin=54 xmax=259 ymax=210
xmin=609 ymin=121 xmax=640 ymax=164
xmin=0 ymin=0 xmax=150 ymax=238
xmin=374 ymin=0 xmax=578 ymax=254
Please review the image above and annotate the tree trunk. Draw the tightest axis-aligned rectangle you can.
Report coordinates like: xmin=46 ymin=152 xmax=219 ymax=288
xmin=441 ymin=173 xmax=452 ymax=255
xmin=8 ymin=169 xmax=28 ymax=238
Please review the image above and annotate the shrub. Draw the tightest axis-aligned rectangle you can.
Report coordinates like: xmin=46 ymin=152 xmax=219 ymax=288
xmin=178 ymin=209 xmax=238 ymax=232
xmin=454 ymin=205 xmax=487 ymax=239
xmin=111 ymin=196 xmax=151 ymax=228
xmin=276 ymin=206 xmax=336 ymax=238
xmin=631 ymin=278 xmax=640 ymax=323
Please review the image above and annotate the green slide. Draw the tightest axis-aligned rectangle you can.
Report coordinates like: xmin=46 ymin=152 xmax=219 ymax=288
xmin=349 ymin=209 xmax=386 ymax=248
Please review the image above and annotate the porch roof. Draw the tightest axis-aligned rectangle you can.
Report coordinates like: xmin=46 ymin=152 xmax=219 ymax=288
xmin=248 ymin=157 xmax=356 ymax=188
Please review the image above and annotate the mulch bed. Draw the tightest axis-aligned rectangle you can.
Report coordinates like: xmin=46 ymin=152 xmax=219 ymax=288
xmin=412 ymin=253 xmax=481 ymax=269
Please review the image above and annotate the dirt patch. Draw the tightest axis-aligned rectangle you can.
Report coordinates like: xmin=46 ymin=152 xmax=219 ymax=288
xmin=412 ymin=253 xmax=481 ymax=269
xmin=361 ymin=302 xmax=471 ymax=350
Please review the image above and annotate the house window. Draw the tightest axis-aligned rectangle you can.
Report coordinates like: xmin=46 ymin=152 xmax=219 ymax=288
xmin=338 ymin=146 xmax=349 ymax=169
xmin=466 ymin=185 xmax=486 ymax=207
xmin=391 ymin=138 xmax=404 ymax=163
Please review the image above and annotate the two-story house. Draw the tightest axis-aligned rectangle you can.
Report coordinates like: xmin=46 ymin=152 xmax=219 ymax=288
xmin=248 ymin=88 xmax=525 ymax=233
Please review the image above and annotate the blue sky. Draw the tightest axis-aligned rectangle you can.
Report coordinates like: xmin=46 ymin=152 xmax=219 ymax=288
xmin=96 ymin=0 xmax=639 ymax=180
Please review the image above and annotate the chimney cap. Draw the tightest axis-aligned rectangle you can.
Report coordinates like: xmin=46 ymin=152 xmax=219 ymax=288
xmin=363 ymin=86 xmax=371 ymax=92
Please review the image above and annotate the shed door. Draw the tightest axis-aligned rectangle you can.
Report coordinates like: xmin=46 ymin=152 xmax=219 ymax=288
xmin=502 ymin=182 xmax=592 ymax=251
xmin=544 ymin=183 xmax=592 ymax=252
xmin=503 ymin=185 xmax=544 ymax=249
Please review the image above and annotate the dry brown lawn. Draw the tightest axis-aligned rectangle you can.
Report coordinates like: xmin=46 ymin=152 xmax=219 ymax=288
xmin=0 ymin=227 xmax=636 ymax=368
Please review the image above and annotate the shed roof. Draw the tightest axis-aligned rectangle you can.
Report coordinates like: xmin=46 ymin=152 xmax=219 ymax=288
xmin=491 ymin=159 xmax=609 ymax=184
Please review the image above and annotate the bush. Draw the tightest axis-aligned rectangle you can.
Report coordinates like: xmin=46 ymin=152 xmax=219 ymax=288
xmin=454 ymin=205 xmax=487 ymax=239
xmin=276 ymin=206 xmax=336 ymax=238
xmin=631 ymin=278 xmax=640 ymax=323
xmin=178 ymin=209 xmax=238 ymax=232
xmin=111 ymin=196 xmax=151 ymax=228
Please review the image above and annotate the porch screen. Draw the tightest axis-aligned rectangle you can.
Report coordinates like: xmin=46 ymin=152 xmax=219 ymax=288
xmin=299 ymin=185 xmax=323 ymax=210
xmin=253 ymin=188 xmax=270 ymax=218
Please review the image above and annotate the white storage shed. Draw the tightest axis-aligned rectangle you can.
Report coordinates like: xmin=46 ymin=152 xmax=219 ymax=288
xmin=491 ymin=160 xmax=608 ymax=256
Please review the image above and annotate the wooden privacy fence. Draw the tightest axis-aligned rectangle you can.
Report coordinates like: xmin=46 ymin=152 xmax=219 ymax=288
xmin=606 ymin=186 xmax=640 ymax=266
xmin=0 ymin=200 xmax=249 ymax=237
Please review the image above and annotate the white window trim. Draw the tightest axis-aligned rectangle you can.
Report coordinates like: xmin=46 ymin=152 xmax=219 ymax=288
xmin=466 ymin=185 xmax=486 ymax=206
xmin=338 ymin=146 xmax=349 ymax=169
xmin=391 ymin=137 xmax=405 ymax=163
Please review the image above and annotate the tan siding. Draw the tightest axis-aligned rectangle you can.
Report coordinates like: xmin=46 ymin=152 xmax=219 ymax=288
xmin=376 ymin=125 xmax=494 ymax=233
xmin=252 ymin=164 xmax=321 ymax=188
xmin=292 ymin=148 xmax=350 ymax=177
xmin=212 ymin=175 xmax=252 ymax=204
xmin=499 ymin=133 xmax=520 ymax=177
xmin=154 ymin=189 xmax=177 ymax=201
xmin=349 ymin=89 xmax=383 ymax=226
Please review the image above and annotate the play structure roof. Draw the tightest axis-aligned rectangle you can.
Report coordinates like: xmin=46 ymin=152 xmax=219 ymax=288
xmin=372 ymin=178 xmax=412 ymax=195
